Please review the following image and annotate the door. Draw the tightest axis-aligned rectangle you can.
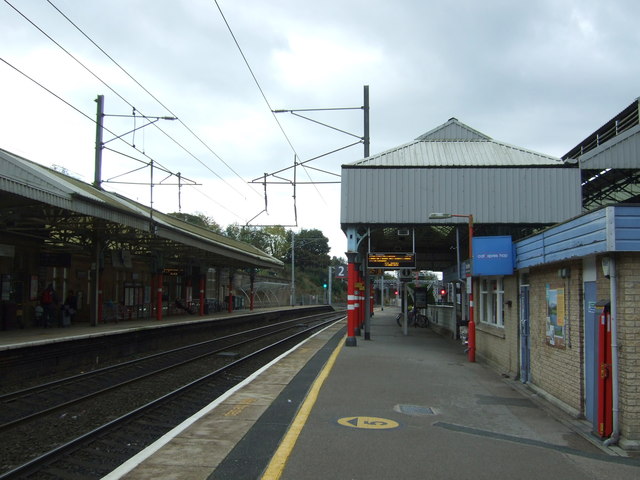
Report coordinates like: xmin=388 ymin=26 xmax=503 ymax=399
xmin=519 ymin=284 xmax=530 ymax=383
xmin=583 ymin=281 xmax=597 ymax=429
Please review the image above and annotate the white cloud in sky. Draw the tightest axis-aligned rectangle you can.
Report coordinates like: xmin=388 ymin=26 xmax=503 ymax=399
xmin=2 ymin=0 xmax=640 ymax=258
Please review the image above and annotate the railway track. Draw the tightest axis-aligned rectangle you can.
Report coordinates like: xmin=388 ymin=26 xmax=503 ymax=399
xmin=0 ymin=310 xmax=345 ymax=479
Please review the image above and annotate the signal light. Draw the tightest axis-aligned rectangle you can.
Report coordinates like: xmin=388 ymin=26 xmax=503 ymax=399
xmin=440 ymin=288 xmax=447 ymax=296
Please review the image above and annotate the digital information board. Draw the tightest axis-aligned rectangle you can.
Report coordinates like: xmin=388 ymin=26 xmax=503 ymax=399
xmin=367 ymin=252 xmax=415 ymax=270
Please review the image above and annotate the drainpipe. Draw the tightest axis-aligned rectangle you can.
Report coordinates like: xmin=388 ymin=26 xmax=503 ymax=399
xmin=604 ymin=257 xmax=620 ymax=446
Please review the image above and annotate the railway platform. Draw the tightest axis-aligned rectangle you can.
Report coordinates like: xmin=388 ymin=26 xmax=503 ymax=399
xmin=0 ymin=305 xmax=319 ymax=351
xmin=101 ymin=307 xmax=639 ymax=480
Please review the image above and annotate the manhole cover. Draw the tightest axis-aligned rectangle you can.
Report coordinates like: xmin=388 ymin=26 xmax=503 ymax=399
xmin=395 ymin=404 xmax=436 ymax=416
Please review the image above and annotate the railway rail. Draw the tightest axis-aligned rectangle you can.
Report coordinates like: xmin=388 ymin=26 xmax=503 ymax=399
xmin=0 ymin=309 xmax=345 ymax=479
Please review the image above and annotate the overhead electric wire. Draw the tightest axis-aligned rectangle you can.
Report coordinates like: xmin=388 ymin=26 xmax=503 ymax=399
xmin=2 ymin=53 xmax=235 ymax=219
xmin=6 ymin=0 xmax=248 ymax=208
xmin=3 ymin=0 xmax=180 ymax=177
xmin=1 ymin=55 xmax=208 ymax=198
xmin=212 ymin=0 xmax=327 ymax=207
xmin=44 ymin=0 xmax=260 ymax=200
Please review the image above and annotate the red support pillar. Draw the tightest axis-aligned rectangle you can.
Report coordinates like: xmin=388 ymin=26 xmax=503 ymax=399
xmin=370 ymin=280 xmax=374 ymax=315
xmin=598 ymin=309 xmax=613 ymax=438
xmin=156 ymin=273 xmax=163 ymax=321
xmin=354 ymin=270 xmax=361 ymax=336
xmin=346 ymin=252 xmax=357 ymax=346
xmin=249 ymin=273 xmax=255 ymax=311
xmin=228 ymin=274 xmax=233 ymax=313
xmin=97 ymin=274 xmax=103 ymax=324
xmin=357 ymin=267 xmax=364 ymax=333
xmin=199 ymin=275 xmax=205 ymax=316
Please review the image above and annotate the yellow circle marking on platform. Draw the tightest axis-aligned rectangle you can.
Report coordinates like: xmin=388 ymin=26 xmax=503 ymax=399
xmin=337 ymin=416 xmax=399 ymax=429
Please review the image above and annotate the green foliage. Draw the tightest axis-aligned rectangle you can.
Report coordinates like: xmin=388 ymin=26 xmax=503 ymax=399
xmin=285 ymin=228 xmax=330 ymax=269
xmin=171 ymin=214 xmax=343 ymax=300
xmin=169 ymin=212 xmax=222 ymax=233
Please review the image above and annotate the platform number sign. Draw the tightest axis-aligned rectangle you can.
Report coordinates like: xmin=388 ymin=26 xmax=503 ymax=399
xmin=337 ymin=416 xmax=400 ymax=430
xmin=335 ymin=264 xmax=347 ymax=278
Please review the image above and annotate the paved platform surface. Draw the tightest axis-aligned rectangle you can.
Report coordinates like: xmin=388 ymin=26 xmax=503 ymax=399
xmin=265 ymin=309 xmax=640 ymax=479
xmin=31 ymin=306 xmax=639 ymax=479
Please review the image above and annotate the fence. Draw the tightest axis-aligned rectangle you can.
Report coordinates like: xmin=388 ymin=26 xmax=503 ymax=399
xmin=427 ymin=304 xmax=456 ymax=339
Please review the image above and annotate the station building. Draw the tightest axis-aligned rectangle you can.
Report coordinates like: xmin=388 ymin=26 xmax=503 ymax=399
xmin=340 ymin=99 xmax=640 ymax=450
xmin=0 ymin=148 xmax=284 ymax=329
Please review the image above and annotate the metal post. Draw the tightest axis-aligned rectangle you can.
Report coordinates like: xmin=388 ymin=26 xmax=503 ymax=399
xmin=199 ymin=275 xmax=205 ymax=316
xmin=363 ymin=85 xmax=370 ymax=158
xmin=94 ymin=95 xmax=104 ymax=189
xmin=346 ymin=252 xmax=358 ymax=346
xmin=156 ymin=273 xmax=163 ymax=321
xmin=402 ymin=281 xmax=408 ymax=336
xmin=228 ymin=273 xmax=233 ymax=313
xmin=328 ymin=266 xmax=333 ymax=306
xmin=354 ymin=265 xmax=361 ymax=336
xmin=467 ymin=215 xmax=476 ymax=362
xmin=290 ymin=232 xmax=295 ymax=306
xmin=364 ymin=269 xmax=371 ymax=340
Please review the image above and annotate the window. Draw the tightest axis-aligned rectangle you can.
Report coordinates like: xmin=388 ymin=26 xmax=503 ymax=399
xmin=479 ymin=277 xmax=504 ymax=327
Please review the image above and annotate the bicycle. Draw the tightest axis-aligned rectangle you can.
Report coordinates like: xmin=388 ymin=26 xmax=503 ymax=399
xmin=397 ymin=309 xmax=429 ymax=328
xmin=413 ymin=313 xmax=429 ymax=328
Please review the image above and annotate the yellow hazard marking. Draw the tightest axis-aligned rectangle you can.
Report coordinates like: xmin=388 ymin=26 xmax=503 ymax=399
xmin=261 ymin=335 xmax=345 ymax=480
xmin=224 ymin=397 xmax=256 ymax=417
xmin=337 ymin=416 xmax=399 ymax=429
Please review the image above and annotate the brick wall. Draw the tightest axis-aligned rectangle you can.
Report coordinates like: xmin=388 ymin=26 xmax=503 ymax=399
xmin=609 ymin=255 xmax=640 ymax=445
xmin=528 ymin=261 xmax=583 ymax=412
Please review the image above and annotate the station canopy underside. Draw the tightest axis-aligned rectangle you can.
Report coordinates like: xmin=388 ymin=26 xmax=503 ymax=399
xmin=361 ymin=223 xmax=546 ymax=273
xmin=0 ymin=149 xmax=282 ymax=271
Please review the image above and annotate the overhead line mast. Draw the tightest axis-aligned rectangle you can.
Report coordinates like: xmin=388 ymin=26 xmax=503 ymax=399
xmin=248 ymin=85 xmax=370 ymax=226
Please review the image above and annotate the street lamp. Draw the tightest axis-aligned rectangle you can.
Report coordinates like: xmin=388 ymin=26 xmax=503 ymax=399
xmin=429 ymin=212 xmax=475 ymax=362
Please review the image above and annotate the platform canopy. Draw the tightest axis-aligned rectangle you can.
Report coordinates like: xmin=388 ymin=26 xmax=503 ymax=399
xmin=0 ymin=148 xmax=283 ymax=271
xmin=563 ymin=98 xmax=640 ymax=210
xmin=340 ymin=118 xmax=582 ymax=273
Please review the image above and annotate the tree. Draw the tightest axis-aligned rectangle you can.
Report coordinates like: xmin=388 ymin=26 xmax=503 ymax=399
xmin=262 ymin=225 xmax=289 ymax=259
xmin=286 ymin=229 xmax=330 ymax=269
xmin=225 ymin=224 xmax=270 ymax=253
xmin=169 ymin=212 xmax=222 ymax=233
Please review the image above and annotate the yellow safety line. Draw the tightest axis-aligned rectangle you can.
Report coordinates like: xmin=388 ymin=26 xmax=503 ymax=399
xmin=261 ymin=335 xmax=345 ymax=480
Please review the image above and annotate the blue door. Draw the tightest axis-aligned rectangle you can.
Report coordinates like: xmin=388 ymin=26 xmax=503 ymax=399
xmin=519 ymin=284 xmax=530 ymax=383
xmin=584 ymin=281 xmax=598 ymax=428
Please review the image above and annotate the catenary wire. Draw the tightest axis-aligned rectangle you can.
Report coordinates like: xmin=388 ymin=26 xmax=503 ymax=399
xmin=212 ymin=0 xmax=327 ymax=207
xmin=0 ymin=55 xmax=248 ymax=221
xmin=44 ymin=0 xmax=260 ymax=200
xmin=3 ymin=0 xmax=179 ymax=175
xmin=5 ymin=0 xmax=246 ymax=204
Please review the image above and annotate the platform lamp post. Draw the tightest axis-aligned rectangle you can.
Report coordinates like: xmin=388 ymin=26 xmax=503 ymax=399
xmin=429 ymin=213 xmax=475 ymax=362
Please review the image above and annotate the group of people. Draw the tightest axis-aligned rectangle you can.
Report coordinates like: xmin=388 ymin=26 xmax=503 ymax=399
xmin=36 ymin=284 xmax=77 ymax=328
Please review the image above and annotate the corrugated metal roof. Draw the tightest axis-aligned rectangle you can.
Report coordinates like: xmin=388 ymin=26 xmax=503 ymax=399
xmin=346 ymin=119 xmax=562 ymax=168
xmin=345 ymin=139 xmax=563 ymax=167
xmin=415 ymin=117 xmax=491 ymax=141
xmin=578 ymin=123 xmax=640 ymax=170
xmin=0 ymin=147 xmax=283 ymax=269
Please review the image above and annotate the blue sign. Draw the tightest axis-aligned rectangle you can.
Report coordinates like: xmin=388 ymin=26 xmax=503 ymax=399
xmin=472 ymin=236 xmax=514 ymax=276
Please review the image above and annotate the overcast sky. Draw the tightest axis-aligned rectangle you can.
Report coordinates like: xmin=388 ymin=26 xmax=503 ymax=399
xmin=2 ymin=0 xmax=640 ymax=258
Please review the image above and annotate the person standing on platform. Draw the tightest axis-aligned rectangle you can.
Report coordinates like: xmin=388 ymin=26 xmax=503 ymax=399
xmin=41 ymin=284 xmax=58 ymax=328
